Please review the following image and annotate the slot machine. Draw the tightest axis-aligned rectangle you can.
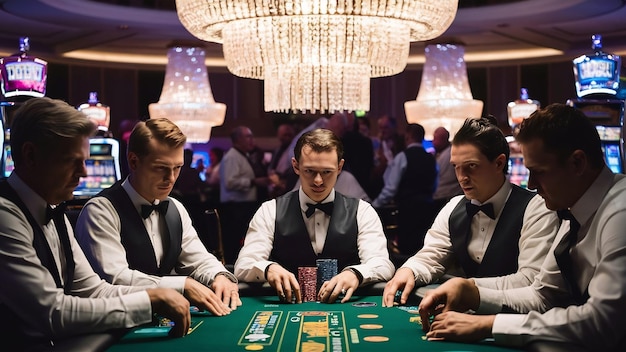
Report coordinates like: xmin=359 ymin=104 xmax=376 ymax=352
xmin=568 ymin=34 xmax=624 ymax=174
xmin=0 ymin=37 xmax=48 ymax=179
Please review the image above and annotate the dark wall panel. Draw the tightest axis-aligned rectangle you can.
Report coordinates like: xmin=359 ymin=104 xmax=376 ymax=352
xmin=40 ymin=58 xmax=588 ymax=140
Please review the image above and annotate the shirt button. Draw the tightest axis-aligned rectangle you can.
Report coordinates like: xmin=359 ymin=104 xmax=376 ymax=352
xmin=481 ymin=227 xmax=485 ymax=232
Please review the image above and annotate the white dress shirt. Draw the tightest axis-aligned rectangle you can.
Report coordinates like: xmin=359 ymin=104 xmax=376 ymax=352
xmin=234 ymin=188 xmax=395 ymax=284
xmin=219 ymin=147 xmax=256 ymax=202
xmin=76 ymin=178 xmax=235 ymax=294
xmin=0 ymin=174 xmax=151 ymax=339
xmin=401 ymin=181 xmax=559 ymax=289
xmin=372 ymin=142 xmax=423 ymax=208
xmin=477 ymin=167 xmax=626 ymax=350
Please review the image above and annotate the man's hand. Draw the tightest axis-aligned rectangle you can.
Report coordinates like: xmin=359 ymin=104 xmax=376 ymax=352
xmin=184 ymin=277 xmax=232 ymax=316
xmin=382 ymin=267 xmax=415 ymax=307
xmin=418 ymin=278 xmax=480 ymax=332
xmin=265 ymin=264 xmax=302 ymax=304
xmin=318 ymin=269 xmax=360 ymax=304
xmin=146 ymin=288 xmax=191 ymax=338
xmin=211 ymin=274 xmax=243 ymax=310
xmin=426 ymin=312 xmax=495 ymax=343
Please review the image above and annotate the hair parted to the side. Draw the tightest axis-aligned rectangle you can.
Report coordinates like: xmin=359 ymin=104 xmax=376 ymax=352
xmin=516 ymin=103 xmax=604 ymax=168
xmin=10 ymin=97 xmax=96 ymax=166
xmin=128 ymin=118 xmax=187 ymax=158
xmin=294 ymin=128 xmax=344 ymax=163
xmin=453 ymin=116 xmax=510 ymax=174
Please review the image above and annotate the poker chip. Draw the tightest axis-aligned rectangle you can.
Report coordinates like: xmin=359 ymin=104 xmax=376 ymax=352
xmin=352 ymin=302 xmax=377 ymax=307
xmin=316 ymin=259 xmax=338 ymax=293
xmin=297 ymin=267 xmax=318 ymax=302
xmin=360 ymin=324 xmax=383 ymax=329
xmin=363 ymin=336 xmax=390 ymax=342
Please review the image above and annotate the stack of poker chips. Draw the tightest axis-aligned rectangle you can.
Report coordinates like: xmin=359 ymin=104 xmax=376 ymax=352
xmin=297 ymin=267 xmax=318 ymax=302
xmin=316 ymin=259 xmax=338 ymax=294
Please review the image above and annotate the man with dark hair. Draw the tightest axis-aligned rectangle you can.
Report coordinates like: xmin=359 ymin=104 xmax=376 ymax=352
xmin=235 ymin=128 xmax=394 ymax=304
xmin=372 ymin=123 xmax=438 ymax=254
xmin=76 ymin=118 xmax=241 ymax=317
xmin=383 ymin=116 xmax=559 ymax=306
xmin=418 ymin=104 xmax=626 ymax=351
xmin=0 ymin=98 xmax=190 ymax=349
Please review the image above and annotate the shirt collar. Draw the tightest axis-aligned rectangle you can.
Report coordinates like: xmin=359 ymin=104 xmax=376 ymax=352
xmin=298 ymin=187 xmax=335 ymax=213
xmin=8 ymin=173 xmax=50 ymax=225
xmin=469 ymin=180 xmax=511 ymax=219
xmin=570 ymin=166 xmax=616 ymax=228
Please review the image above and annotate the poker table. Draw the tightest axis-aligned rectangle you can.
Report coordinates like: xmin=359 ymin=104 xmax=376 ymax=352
xmin=108 ymin=286 xmax=521 ymax=352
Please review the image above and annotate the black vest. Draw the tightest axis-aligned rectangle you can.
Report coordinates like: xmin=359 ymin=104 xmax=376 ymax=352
xmin=395 ymin=146 xmax=437 ymax=205
xmin=98 ymin=181 xmax=182 ymax=275
xmin=271 ymin=191 xmax=360 ymax=274
xmin=0 ymin=180 xmax=72 ymax=349
xmin=449 ymin=184 xmax=535 ymax=278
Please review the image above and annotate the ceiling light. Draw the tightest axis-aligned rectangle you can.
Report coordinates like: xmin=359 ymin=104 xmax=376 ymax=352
xmin=148 ymin=45 xmax=225 ymax=143
xmin=176 ymin=0 xmax=459 ymax=113
xmin=405 ymin=43 xmax=483 ymax=139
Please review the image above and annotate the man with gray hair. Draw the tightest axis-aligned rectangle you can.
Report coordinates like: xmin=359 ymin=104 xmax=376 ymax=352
xmin=0 ymin=98 xmax=190 ymax=349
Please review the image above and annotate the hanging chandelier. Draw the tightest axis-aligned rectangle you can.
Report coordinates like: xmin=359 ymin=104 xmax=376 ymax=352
xmin=405 ymin=43 xmax=483 ymax=139
xmin=149 ymin=45 xmax=226 ymax=143
xmin=175 ymin=1 xmax=458 ymax=113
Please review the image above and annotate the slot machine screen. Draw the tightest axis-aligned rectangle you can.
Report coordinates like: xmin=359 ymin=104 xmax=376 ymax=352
xmin=73 ymin=138 xmax=121 ymax=198
xmin=596 ymin=126 xmax=623 ymax=174
xmin=602 ymin=143 xmax=623 ymax=174
xmin=2 ymin=144 xmax=13 ymax=178
xmin=508 ymin=154 xmax=529 ymax=189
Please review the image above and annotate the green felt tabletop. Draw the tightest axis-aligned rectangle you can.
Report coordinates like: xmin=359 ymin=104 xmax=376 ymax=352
xmin=109 ymin=296 xmax=520 ymax=352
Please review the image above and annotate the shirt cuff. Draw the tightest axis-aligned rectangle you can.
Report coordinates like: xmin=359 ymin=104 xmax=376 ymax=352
xmin=492 ymin=314 xmax=529 ymax=347
xmin=159 ymin=276 xmax=187 ymax=294
xmin=476 ymin=286 xmax=504 ymax=314
xmin=121 ymin=291 xmax=154 ymax=327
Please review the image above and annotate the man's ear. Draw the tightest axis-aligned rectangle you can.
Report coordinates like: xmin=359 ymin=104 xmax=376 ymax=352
xmin=495 ymin=153 xmax=507 ymax=171
xmin=21 ymin=141 xmax=37 ymax=168
xmin=338 ymin=159 xmax=345 ymax=173
xmin=570 ymin=149 xmax=587 ymax=175
xmin=291 ymin=157 xmax=300 ymax=175
xmin=128 ymin=152 xmax=139 ymax=172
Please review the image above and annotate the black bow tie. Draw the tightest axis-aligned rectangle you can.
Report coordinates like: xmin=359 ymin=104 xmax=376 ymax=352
xmin=305 ymin=202 xmax=334 ymax=218
xmin=46 ymin=203 xmax=67 ymax=224
xmin=466 ymin=202 xmax=495 ymax=220
xmin=141 ymin=201 xmax=169 ymax=219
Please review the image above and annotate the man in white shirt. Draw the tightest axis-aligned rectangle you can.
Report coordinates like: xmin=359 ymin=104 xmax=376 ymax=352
xmin=76 ymin=118 xmax=241 ymax=316
xmin=0 ymin=98 xmax=190 ymax=349
xmin=383 ymin=116 xmax=559 ymax=306
xmin=219 ymin=126 xmax=272 ymax=264
xmin=419 ymin=104 xmax=626 ymax=351
xmin=235 ymin=128 xmax=394 ymax=304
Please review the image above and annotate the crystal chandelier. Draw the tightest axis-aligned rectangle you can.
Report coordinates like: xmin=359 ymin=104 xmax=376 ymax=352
xmin=405 ymin=43 xmax=483 ymax=139
xmin=149 ymin=45 xmax=226 ymax=143
xmin=176 ymin=1 xmax=458 ymax=113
